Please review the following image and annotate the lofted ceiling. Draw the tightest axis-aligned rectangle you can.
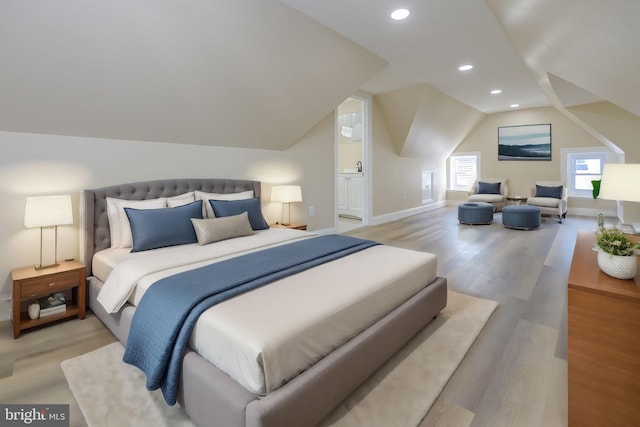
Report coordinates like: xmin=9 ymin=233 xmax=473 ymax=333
xmin=486 ymin=0 xmax=640 ymax=117
xmin=0 ymin=0 xmax=386 ymax=150
xmin=283 ymin=0 xmax=640 ymax=157
xmin=281 ymin=0 xmax=550 ymax=114
xmin=0 ymin=0 xmax=638 ymax=153
xmin=282 ymin=0 xmax=640 ymax=118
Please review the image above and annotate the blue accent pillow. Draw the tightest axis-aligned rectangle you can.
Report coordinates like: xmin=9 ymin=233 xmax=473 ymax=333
xmin=477 ymin=181 xmax=501 ymax=194
xmin=209 ymin=198 xmax=269 ymax=230
xmin=125 ymin=200 xmax=203 ymax=252
xmin=535 ymin=185 xmax=563 ymax=199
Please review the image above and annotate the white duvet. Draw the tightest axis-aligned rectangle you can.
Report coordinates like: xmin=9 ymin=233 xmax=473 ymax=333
xmin=96 ymin=229 xmax=312 ymax=312
xmin=95 ymin=229 xmax=438 ymax=395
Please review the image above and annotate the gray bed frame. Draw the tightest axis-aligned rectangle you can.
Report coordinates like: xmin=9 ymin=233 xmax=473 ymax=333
xmin=82 ymin=178 xmax=447 ymax=427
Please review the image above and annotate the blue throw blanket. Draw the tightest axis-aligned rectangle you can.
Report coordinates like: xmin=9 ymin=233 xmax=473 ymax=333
xmin=123 ymin=234 xmax=379 ymax=405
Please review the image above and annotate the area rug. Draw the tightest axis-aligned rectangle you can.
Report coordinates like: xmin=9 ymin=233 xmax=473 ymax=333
xmin=61 ymin=291 xmax=497 ymax=427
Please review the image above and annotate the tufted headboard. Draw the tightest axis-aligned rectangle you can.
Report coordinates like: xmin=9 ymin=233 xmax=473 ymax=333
xmin=82 ymin=178 xmax=261 ymax=276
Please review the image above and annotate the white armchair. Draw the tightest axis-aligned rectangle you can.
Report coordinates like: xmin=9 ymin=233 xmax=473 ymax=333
xmin=468 ymin=178 xmax=508 ymax=212
xmin=527 ymin=181 xmax=568 ymax=223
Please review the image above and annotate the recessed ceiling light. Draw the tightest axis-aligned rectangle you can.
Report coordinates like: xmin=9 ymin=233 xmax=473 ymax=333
xmin=390 ymin=8 xmax=410 ymax=20
xmin=490 ymin=89 xmax=502 ymax=95
xmin=458 ymin=64 xmax=473 ymax=71
xmin=510 ymin=104 xmax=520 ymax=108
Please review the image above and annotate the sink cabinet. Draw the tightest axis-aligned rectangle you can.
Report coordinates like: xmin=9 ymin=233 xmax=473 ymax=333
xmin=338 ymin=173 xmax=363 ymax=219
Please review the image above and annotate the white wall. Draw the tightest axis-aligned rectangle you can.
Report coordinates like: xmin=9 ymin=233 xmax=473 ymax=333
xmin=566 ymin=101 xmax=640 ymax=224
xmin=0 ymin=121 xmax=335 ymax=320
xmin=450 ymin=107 xmax=614 ymax=213
xmin=371 ymin=99 xmax=447 ymax=218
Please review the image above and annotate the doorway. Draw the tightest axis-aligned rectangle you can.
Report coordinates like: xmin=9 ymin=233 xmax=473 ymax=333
xmin=336 ymin=95 xmax=369 ymax=233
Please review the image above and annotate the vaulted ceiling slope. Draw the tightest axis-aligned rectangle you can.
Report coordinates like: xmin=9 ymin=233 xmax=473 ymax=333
xmin=282 ymin=0 xmax=550 ymax=114
xmin=486 ymin=0 xmax=640 ymax=157
xmin=285 ymin=0 xmax=640 ymax=158
xmin=375 ymin=84 xmax=484 ymax=159
xmin=487 ymin=0 xmax=640 ymax=118
xmin=2 ymin=0 xmax=638 ymax=156
xmin=0 ymin=0 xmax=386 ymax=150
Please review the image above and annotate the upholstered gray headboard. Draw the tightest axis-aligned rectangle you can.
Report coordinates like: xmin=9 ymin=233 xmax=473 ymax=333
xmin=82 ymin=178 xmax=261 ymax=276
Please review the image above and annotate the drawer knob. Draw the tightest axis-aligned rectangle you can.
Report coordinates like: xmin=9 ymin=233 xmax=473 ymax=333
xmin=49 ymin=283 xmax=56 ymax=287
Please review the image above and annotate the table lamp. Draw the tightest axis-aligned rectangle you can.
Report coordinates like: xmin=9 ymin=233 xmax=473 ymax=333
xmin=24 ymin=195 xmax=73 ymax=269
xmin=598 ymin=163 xmax=640 ymax=234
xmin=271 ymin=185 xmax=302 ymax=226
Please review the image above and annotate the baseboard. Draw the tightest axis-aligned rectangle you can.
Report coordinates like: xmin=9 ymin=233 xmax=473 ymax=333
xmin=315 ymin=202 xmax=447 ymax=234
xmin=567 ymin=207 xmax=617 ymax=218
xmin=370 ymin=201 xmax=447 ymax=226
xmin=321 ymin=204 xmax=615 ymax=236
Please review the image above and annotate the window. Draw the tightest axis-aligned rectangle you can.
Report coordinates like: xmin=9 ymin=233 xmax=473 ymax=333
xmin=564 ymin=150 xmax=612 ymax=197
xmin=338 ymin=111 xmax=362 ymax=141
xmin=449 ymin=153 xmax=479 ymax=191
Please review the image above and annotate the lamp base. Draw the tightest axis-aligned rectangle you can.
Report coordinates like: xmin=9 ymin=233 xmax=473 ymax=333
xmin=280 ymin=202 xmax=293 ymax=227
xmin=35 ymin=263 xmax=60 ymax=271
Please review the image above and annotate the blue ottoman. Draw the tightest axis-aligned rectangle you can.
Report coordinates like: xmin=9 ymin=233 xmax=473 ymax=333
xmin=502 ymin=205 xmax=541 ymax=230
xmin=458 ymin=202 xmax=494 ymax=225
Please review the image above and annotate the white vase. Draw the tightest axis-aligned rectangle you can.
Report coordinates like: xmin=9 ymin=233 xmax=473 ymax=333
xmin=597 ymin=251 xmax=638 ymax=279
xmin=28 ymin=303 xmax=40 ymax=320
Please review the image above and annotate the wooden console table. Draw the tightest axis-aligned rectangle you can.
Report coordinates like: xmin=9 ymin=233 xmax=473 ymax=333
xmin=568 ymin=230 xmax=640 ymax=426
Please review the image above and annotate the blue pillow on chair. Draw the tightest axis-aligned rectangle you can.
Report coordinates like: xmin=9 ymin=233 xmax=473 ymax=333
xmin=535 ymin=185 xmax=563 ymax=199
xmin=209 ymin=198 xmax=269 ymax=230
xmin=125 ymin=200 xmax=203 ymax=252
xmin=477 ymin=181 xmax=501 ymax=194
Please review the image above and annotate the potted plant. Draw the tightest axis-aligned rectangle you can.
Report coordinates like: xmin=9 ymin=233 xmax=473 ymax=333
xmin=595 ymin=227 xmax=640 ymax=279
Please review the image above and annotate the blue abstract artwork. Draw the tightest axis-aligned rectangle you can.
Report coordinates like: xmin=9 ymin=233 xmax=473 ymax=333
xmin=498 ymin=124 xmax=551 ymax=161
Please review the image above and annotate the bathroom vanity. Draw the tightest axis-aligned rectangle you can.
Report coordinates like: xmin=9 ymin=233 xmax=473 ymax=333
xmin=338 ymin=172 xmax=363 ymax=219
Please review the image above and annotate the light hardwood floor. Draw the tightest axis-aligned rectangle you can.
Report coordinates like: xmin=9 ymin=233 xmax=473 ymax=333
xmin=0 ymin=206 xmax=597 ymax=426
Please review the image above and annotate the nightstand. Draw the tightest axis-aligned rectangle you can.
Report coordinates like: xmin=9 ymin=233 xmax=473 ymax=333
xmin=270 ymin=223 xmax=308 ymax=231
xmin=11 ymin=260 xmax=86 ymax=339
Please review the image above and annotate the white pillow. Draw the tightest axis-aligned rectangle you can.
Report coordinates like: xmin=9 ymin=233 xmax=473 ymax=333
xmin=167 ymin=191 xmax=195 ymax=207
xmin=106 ymin=197 xmax=167 ymax=248
xmin=194 ymin=190 xmax=254 ymax=218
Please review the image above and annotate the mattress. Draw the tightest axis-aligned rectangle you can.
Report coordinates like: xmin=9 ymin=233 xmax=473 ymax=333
xmin=95 ymin=229 xmax=438 ymax=395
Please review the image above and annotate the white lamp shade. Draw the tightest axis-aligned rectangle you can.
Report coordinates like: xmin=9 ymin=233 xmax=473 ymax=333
xmin=599 ymin=164 xmax=640 ymax=202
xmin=271 ymin=185 xmax=302 ymax=203
xmin=24 ymin=195 xmax=73 ymax=228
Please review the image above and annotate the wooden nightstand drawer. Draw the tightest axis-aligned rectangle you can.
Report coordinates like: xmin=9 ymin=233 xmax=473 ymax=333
xmin=12 ymin=260 xmax=86 ymax=338
xmin=20 ymin=271 xmax=80 ymax=297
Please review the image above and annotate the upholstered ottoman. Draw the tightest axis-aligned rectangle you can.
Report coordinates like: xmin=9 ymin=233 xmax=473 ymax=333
xmin=502 ymin=205 xmax=541 ymax=230
xmin=458 ymin=202 xmax=494 ymax=225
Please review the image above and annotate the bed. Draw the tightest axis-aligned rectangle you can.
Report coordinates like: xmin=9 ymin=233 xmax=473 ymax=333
xmin=82 ymin=178 xmax=447 ymax=427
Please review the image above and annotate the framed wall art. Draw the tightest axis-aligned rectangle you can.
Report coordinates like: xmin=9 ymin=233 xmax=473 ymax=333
xmin=498 ymin=123 xmax=551 ymax=161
